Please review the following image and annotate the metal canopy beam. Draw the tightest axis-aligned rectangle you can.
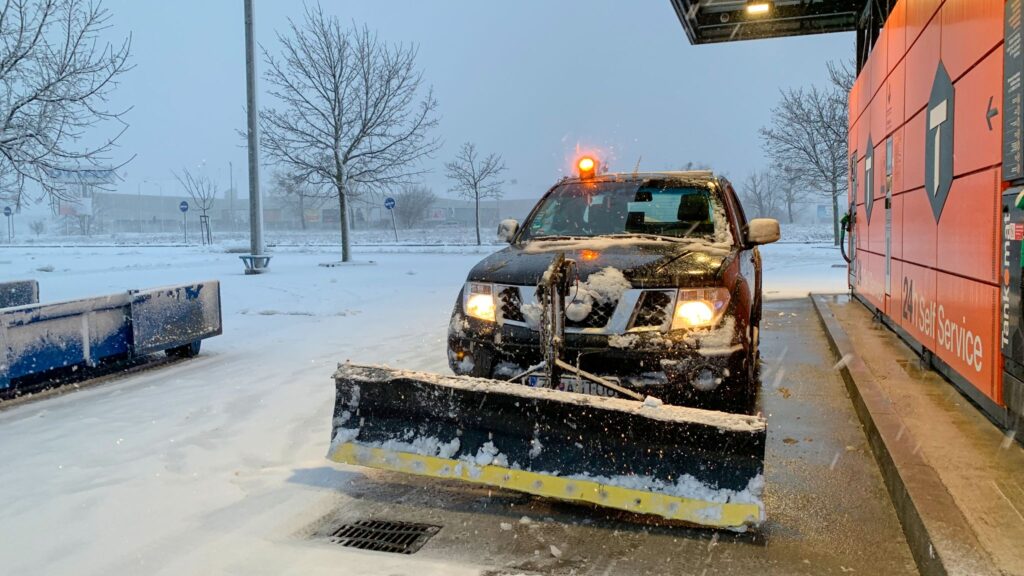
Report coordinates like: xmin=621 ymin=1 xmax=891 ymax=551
xmin=671 ymin=0 xmax=880 ymax=45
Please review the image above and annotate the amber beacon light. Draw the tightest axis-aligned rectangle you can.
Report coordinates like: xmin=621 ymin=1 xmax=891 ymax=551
xmin=577 ymin=156 xmax=597 ymax=179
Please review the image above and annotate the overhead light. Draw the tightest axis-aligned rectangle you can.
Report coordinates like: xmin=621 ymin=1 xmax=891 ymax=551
xmin=746 ymin=1 xmax=772 ymax=16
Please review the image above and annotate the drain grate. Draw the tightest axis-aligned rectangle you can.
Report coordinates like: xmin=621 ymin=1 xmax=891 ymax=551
xmin=327 ymin=520 xmax=441 ymax=554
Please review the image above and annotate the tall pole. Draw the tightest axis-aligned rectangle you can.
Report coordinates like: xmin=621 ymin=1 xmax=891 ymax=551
xmin=244 ymin=0 xmax=266 ymax=271
xmin=229 ymin=161 xmax=234 ymax=231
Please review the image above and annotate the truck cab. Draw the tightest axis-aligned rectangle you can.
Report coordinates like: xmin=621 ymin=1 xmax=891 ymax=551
xmin=447 ymin=168 xmax=780 ymax=413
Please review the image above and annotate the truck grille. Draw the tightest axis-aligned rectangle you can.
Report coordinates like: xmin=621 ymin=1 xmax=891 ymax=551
xmin=632 ymin=291 xmax=674 ymax=328
xmin=498 ymin=286 xmax=525 ymax=322
xmin=566 ymin=300 xmax=616 ymax=328
xmin=496 ymin=285 xmax=674 ymax=333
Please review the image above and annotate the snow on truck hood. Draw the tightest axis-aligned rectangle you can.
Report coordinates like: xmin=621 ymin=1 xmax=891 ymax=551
xmin=467 ymin=236 xmax=735 ymax=288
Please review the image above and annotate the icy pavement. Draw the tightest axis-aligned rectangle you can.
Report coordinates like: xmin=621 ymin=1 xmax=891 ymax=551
xmin=0 ymin=242 xmax=855 ymax=575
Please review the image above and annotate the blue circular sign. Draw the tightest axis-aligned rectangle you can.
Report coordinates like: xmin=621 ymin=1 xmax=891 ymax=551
xmin=384 ymin=197 xmax=396 ymax=210
xmin=179 ymin=201 xmax=189 ymax=213
xmin=2 ymin=207 xmax=10 ymax=217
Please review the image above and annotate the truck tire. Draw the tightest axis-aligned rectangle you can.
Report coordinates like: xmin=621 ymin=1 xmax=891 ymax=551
xmin=718 ymin=348 xmax=759 ymax=415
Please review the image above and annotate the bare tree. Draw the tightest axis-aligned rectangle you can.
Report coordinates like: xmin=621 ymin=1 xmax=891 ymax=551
xmin=259 ymin=5 xmax=440 ymax=262
xmin=776 ymin=165 xmax=805 ymax=224
xmin=446 ymin=142 xmax=506 ymax=245
xmin=0 ymin=0 xmax=132 ymax=208
xmin=760 ymin=74 xmax=848 ymax=244
xmin=174 ymin=168 xmax=217 ymax=243
xmin=29 ymin=218 xmax=44 ymax=236
xmin=393 ymin=184 xmax=436 ymax=228
xmin=827 ymin=59 xmax=855 ymax=93
xmin=272 ymin=170 xmax=326 ymax=230
xmin=739 ymin=170 xmax=782 ymax=219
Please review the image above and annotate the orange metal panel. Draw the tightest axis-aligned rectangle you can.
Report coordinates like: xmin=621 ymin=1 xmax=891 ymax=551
xmin=940 ymin=0 xmax=1002 ymax=82
xmin=870 ymin=26 xmax=889 ymax=102
xmin=905 ymin=13 xmax=942 ymax=118
xmin=864 ymin=46 xmax=880 ymax=119
xmin=888 ymin=260 xmax=903 ymax=315
xmin=952 ymin=47 xmax=1003 ymax=176
xmin=934 ymin=273 xmax=999 ymax=402
xmin=870 ymin=87 xmax=888 ymax=149
xmin=851 ymin=68 xmax=868 ymax=121
xmin=886 ymin=60 xmax=906 ymax=136
xmin=858 ymin=107 xmax=873 ymax=161
xmin=849 ymin=118 xmax=860 ymax=187
xmin=892 ymin=191 xmax=904 ymax=260
xmin=892 ymin=126 xmax=905 ymax=199
xmin=849 ymin=81 xmax=860 ymax=130
xmin=936 ymin=168 xmax=1001 ymax=284
xmin=900 ymin=187 xmax=937 ymax=267
xmin=906 ymin=0 xmax=944 ymax=50
xmin=903 ymin=109 xmax=926 ymax=193
xmin=894 ymin=259 xmax=937 ymax=350
xmin=887 ymin=0 xmax=908 ymax=73
xmin=859 ymin=251 xmax=886 ymax=310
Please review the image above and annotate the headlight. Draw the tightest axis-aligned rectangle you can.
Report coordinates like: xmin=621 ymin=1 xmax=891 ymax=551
xmin=464 ymin=282 xmax=496 ymax=322
xmin=672 ymin=287 xmax=730 ymax=329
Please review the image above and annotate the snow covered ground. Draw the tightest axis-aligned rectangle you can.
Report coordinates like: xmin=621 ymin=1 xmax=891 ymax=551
xmin=0 ymin=242 xmax=845 ymax=575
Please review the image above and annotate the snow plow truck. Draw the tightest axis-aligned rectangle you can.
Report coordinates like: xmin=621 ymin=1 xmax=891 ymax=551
xmin=329 ymin=160 xmax=780 ymax=530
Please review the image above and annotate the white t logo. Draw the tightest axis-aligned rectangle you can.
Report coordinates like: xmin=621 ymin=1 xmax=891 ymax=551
xmin=865 ymin=154 xmax=873 ymax=195
xmin=928 ymin=99 xmax=948 ymax=196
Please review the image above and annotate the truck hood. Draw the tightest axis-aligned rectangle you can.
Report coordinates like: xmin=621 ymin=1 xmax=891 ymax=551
xmin=466 ymin=236 xmax=735 ymax=288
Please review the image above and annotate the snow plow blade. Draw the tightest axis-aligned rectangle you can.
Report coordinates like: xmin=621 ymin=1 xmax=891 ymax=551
xmin=328 ymin=364 xmax=767 ymax=530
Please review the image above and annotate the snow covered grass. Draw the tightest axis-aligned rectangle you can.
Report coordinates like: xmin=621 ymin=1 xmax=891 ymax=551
xmin=0 ymin=239 xmax=845 ymax=575
xmin=13 ymin=221 xmax=838 ymax=247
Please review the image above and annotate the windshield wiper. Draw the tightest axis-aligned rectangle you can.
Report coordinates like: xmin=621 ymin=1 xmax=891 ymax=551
xmin=528 ymin=235 xmax=581 ymax=241
xmin=602 ymin=233 xmax=685 ymax=242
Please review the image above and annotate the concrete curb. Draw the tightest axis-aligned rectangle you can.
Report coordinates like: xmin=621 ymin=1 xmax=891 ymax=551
xmin=810 ymin=294 xmax=997 ymax=576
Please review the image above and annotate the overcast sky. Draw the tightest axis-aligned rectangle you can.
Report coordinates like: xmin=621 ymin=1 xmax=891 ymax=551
xmin=97 ymin=0 xmax=852 ymax=204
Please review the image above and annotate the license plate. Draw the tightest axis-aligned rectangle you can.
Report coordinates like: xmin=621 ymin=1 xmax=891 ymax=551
xmin=527 ymin=375 xmax=618 ymax=397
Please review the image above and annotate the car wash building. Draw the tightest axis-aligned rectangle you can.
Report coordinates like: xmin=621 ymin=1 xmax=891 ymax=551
xmin=673 ymin=0 xmax=1024 ymax=429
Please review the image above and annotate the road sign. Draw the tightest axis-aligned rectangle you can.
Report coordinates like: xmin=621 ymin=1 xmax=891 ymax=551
xmin=3 ymin=207 xmax=10 ymax=217
xmin=384 ymin=197 xmax=398 ymax=241
xmin=179 ymin=201 xmax=189 ymax=213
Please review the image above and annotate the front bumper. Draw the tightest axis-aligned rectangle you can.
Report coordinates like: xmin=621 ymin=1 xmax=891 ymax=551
xmin=448 ymin=312 xmax=746 ymax=389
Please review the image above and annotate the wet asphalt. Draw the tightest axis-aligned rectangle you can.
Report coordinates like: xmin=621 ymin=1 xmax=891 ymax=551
xmin=312 ymin=299 xmax=918 ymax=575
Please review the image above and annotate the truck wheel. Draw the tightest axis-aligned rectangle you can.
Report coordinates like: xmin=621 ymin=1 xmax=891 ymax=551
xmin=166 ymin=340 xmax=201 ymax=358
xmin=466 ymin=347 xmax=494 ymax=378
xmin=720 ymin=351 xmax=759 ymax=415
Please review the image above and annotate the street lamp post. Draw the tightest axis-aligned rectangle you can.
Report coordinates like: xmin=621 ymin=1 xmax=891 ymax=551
xmin=243 ymin=0 xmax=267 ymax=274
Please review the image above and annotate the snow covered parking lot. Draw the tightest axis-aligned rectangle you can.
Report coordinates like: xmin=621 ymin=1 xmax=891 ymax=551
xmin=0 ymin=242 xmax=862 ymax=575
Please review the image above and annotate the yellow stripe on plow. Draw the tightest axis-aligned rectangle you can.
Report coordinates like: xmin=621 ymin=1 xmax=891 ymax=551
xmin=329 ymin=442 xmax=761 ymax=530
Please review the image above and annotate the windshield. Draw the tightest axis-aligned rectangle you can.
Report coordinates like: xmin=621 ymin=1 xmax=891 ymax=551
xmin=520 ymin=180 xmax=725 ymax=241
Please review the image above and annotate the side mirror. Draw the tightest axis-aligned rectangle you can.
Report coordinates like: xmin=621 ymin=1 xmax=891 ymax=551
xmin=497 ymin=219 xmax=519 ymax=243
xmin=746 ymin=218 xmax=780 ymax=246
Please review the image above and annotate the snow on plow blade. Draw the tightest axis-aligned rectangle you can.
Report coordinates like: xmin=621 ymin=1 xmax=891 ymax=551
xmin=328 ymin=364 xmax=767 ymax=530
